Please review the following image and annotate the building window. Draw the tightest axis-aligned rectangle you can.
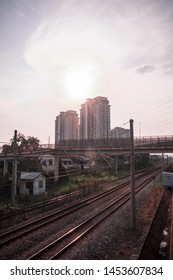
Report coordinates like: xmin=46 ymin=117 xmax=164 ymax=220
xmin=39 ymin=181 xmax=43 ymax=188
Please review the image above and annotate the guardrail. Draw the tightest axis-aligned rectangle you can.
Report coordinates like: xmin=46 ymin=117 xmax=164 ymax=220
xmin=0 ymin=136 xmax=173 ymax=155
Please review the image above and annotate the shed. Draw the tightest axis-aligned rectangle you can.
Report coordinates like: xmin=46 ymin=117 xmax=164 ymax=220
xmin=162 ymin=172 xmax=173 ymax=188
xmin=20 ymin=172 xmax=46 ymax=195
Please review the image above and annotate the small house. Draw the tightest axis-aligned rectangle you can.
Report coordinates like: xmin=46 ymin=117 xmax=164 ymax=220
xmin=162 ymin=172 xmax=173 ymax=188
xmin=20 ymin=172 xmax=46 ymax=195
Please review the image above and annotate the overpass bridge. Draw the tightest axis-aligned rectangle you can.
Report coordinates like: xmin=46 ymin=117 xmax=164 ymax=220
xmin=0 ymin=135 xmax=173 ymax=180
xmin=43 ymin=135 xmax=173 ymax=153
xmin=1 ymin=135 xmax=173 ymax=159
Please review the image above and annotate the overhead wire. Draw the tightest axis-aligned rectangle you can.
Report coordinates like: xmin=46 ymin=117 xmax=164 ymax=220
xmin=117 ymin=92 xmax=173 ymax=129
xmin=0 ymin=162 xmax=113 ymax=189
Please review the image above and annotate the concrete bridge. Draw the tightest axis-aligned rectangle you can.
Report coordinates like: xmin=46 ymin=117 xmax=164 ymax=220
xmin=43 ymin=135 xmax=173 ymax=154
xmin=0 ymin=135 xmax=173 ymax=181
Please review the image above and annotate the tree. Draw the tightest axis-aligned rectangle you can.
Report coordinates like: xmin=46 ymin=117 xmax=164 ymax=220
xmin=18 ymin=157 xmax=43 ymax=172
xmin=2 ymin=133 xmax=42 ymax=174
xmin=2 ymin=132 xmax=40 ymax=153
xmin=2 ymin=144 xmax=13 ymax=154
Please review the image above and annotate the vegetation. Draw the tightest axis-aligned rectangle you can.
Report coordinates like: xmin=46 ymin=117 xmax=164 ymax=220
xmin=1 ymin=132 xmax=42 ymax=173
xmin=0 ymin=135 xmax=164 ymax=207
xmin=18 ymin=158 xmax=42 ymax=173
xmin=0 ymin=133 xmax=42 ymax=206
xmin=2 ymin=133 xmax=40 ymax=154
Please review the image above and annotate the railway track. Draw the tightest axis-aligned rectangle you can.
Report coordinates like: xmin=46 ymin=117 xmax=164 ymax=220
xmin=0 ymin=168 xmax=161 ymax=259
xmin=0 ymin=170 xmax=154 ymax=246
xmin=0 ymin=184 xmax=103 ymax=223
xmin=0 ymin=174 xmax=133 ymax=229
xmin=0 ymin=168 xmax=159 ymax=225
xmin=28 ymin=170 xmax=161 ymax=260
xmin=0 ymin=180 xmax=128 ymax=247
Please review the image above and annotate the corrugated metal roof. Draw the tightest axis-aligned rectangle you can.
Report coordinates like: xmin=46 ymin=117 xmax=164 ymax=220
xmin=21 ymin=172 xmax=43 ymax=180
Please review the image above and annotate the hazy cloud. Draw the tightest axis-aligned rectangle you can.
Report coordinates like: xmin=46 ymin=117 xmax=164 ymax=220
xmin=136 ymin=65 xmax=155 ymax=75
xmin=161 ymin=63 xmax=173 ymax=75
xmin=1 ymin=0 xmax=173 ymax=142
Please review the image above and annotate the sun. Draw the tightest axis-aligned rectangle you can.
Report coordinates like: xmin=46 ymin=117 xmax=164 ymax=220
xmin=63 ymin=65 xmax=94 ymax=99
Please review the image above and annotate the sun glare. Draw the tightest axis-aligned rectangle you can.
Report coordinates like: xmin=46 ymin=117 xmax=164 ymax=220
xmin=63 ymin=65 xmax=94 ymax=99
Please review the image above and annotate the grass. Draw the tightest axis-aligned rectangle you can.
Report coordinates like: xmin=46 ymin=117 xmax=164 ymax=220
xmin=0 ymin=163 xmax=160 ymax=208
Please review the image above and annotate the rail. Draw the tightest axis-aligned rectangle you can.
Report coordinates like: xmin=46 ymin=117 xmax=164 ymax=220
xmin=28 ymin=170 xmax=160 ymax=260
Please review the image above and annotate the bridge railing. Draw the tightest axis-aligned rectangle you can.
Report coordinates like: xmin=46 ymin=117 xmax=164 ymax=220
xmin=54 ymin=138 xmax=131 ymax=149
xmin=53 ymin=136 xmax=173 ymax=149
xmin=134 ymin=135 xmax=173 ymax=147
xmin=1 ymin=136 xmax=173 ymax=154
xmin=40 ymin=144 xmax=55 ymax=149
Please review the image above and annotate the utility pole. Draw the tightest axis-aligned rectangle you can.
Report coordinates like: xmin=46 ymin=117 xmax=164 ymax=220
xmin=48 ymin=135 xmax=50 ymax=148
xmin=162 ymin=153 xmax=164 ymax=171
xmin=139 ymin=122 xmax=141 ymax=137
xmin=115 ymin=155 xmax=118 ymax=174
xmin=130 ymin=119 xmax=136 ymax=229
xmin=12 ymin=130 xmax=17 ymax=205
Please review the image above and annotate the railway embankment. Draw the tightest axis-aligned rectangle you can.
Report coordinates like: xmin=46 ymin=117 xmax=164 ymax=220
xmin=138 ymin=188 xmax=171 ymax=259
xmin=107 ymin=186 xmax=171 ymax=260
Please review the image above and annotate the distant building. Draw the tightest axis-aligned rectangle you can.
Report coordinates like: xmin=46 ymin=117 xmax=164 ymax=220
xmin=80 ymin=96 xmax=111 ymax=139
xmin=20 ymin=172 xmax=46 ymax=196
xmin=110 ymin=127 xmax=130 ymax=138
xmin=80 ymin=99 xmax=92 ymax=140
xmin=40 ymin=155 xmax=54 ymax=174
xmin=55 ymin=110 xmax=79 ymax=145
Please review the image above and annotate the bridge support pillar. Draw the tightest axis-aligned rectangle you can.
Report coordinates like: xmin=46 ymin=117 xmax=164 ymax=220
xmin=54 ymin=156 xmax=59 ymax=182
xmin=3 ymin=159 xmax=8 ymax=176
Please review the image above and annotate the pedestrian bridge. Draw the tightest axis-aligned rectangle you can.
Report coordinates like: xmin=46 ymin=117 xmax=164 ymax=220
xmin=0 ymin=135 xmax=173 ymax=159
xmin=53 ymin=135 xmax=173 ymax=149
xmin=0 ymin=135 xmax=172 ymax=181
xmin=45 ymin=135 xmax=173 ymax=155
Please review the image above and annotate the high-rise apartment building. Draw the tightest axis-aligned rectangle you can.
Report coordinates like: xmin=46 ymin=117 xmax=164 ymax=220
xmin=80 ymin=96 xmax=111 ymax=140
xmin=80 ymin=98 xmax=92 ymax=140
xmin=55 ymin=110 xmax=79 ymax=145
xmin=109 ymin=127 xmax=130 ymax=138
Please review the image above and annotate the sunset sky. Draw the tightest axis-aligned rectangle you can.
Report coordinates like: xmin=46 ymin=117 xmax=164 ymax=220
xmin=1 ymin=0 xmax=173 ymax=144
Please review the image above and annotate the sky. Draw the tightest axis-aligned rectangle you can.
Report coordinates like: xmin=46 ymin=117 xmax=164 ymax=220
xmin=0 ymin=0 xmax=173 ymax=144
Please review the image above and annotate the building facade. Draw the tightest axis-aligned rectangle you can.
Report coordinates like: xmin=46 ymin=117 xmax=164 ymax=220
xmin=109 ymin=127 xmax=130 ymax=138
xmin=55 ymin=110 xmax=79 ymax=145
xmin=80 ymin=98 xmax=92 ymax=140
xmin=80 ymin=96 xmax=111 ymax=140
xmin=20 ymin=172 xmax=46 ymax=196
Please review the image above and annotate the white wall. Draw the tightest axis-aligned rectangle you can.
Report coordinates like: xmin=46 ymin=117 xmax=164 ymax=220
xmin=20 ymin=175 xmax=46 ymax=196
xmin=33 ymin=174 xmax=46 ymax=195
